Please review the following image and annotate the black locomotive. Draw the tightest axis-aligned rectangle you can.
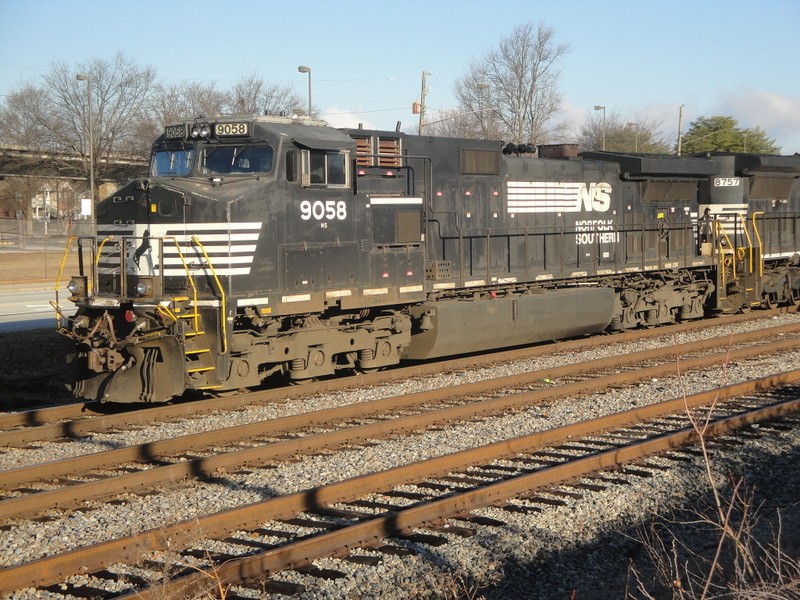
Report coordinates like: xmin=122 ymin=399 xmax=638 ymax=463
xmin=55 ymin=115 xmax=800 ymax=402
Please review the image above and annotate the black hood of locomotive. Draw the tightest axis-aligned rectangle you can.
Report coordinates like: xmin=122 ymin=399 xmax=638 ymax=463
xmin=95 ymin=176 xmax=263 ymax=225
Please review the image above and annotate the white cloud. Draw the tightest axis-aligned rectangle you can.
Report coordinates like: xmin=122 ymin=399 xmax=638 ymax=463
xmin=320 ymin=107 xmax=376 ymax=130
xmin=717 ymin=89 xmax=800 ymax=154
xmin=561 ymin=94 xmax=800 ymax=155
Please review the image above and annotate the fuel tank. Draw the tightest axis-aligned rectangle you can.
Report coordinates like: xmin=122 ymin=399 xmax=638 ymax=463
xmin=403 ymin=287 xmax=615 ymax=360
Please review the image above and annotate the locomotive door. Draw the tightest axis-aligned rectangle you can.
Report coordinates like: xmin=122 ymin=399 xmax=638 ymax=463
xmin=367 ymin=195 xmax=425 ymax=296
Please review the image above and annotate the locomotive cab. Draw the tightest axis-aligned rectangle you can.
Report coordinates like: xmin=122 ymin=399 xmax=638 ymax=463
xmin=57 ymin=116 xmax=422 ymax=402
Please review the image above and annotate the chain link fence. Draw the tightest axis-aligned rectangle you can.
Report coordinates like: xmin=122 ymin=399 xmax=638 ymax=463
xmin=0 ymin=218 xmax=93 ymax=284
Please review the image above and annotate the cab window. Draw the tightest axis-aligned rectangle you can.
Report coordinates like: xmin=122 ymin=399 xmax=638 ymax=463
xmin=201 ymin=144 xmax=273 ymax=175
xmin=151 ymin=149 xmax=194 ymax=177
xmin=301 ymin=149 xmax=349 ymax=187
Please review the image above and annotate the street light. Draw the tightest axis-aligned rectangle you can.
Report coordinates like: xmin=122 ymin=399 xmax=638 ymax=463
xmin=76 ymin=73 xmax=94 ymax=221
xmin=594 ymin=105 xmax=606 ymax=151
xmin=297 ymin=65 xmax=312 ymax=118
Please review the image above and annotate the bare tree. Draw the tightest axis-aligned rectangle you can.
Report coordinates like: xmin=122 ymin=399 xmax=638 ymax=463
xmin=445 ymin=22 xmax=569 ymax=143
xmin=135 ymin=80 xmax=230 ymax=155
xmin=151 ymin=80 xmax=227 ymax=124
xmin=57 ymin=53 xmax=156 ymax=165
xmin=224 ymin=72 xmax=307 ymax=117
xmin=424 ymin=107 xmax=484 ymax=138
xmin=0 ymin=52 xmax=156 ymax=195
xmin=575 ymin=111 xmax=672 ymax=153
xmin=0 ymin=82 xmax=50 ymax=149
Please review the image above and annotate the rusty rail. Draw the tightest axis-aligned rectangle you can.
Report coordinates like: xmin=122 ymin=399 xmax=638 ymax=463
xmin=0 ymin=308 xmax=790 ymax=433
xmin=130 ymin=394 xmax=800 ymax=600
xmin=1 ymin=370 xmax=798 ymax=595
xmin=2 ymin=320 xmax=799 ymax=450
xmin=1 ymin=328 xmax=799 ymax=522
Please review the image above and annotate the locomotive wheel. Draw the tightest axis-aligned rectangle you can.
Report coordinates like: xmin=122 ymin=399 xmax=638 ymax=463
xmin=357 ymin=366 xmax=383 ymax=375
xmin=789 ymin=289 xmax=800 ymax=307
xmin=283 ymin=373 xmax=315 ymax=385
xmin=280 ymin=364 xmax=315 ymax=386
xmin=762 ymin=292 xmax=778 ymax=310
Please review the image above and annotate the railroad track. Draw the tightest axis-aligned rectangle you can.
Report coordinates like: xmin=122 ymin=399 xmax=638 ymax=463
xmin=0 ymin=309 xmax=790 ymax=435
xmin=1 ymin=310 xmax=796 ymax=450
xmin=0 ymin=322 xmax=798 ymax=525
xmin=1 ymin=371 xmax=798 ymax=597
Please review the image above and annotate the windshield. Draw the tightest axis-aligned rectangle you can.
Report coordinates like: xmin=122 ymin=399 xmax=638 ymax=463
xmin=202 ymin=144 xmax=273 ymax=175
xmin=151 ymin=148 xmax=194 ymax=177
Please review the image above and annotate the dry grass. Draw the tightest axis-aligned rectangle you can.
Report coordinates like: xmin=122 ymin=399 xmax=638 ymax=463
xmin=629 ymin=339 xmax=800 ymax=599
xmin=0 ymin=327 xmax=72 ymax=410
xmin=0 ymin=248 xmax=76 ymax=409
xmin=0 ymin=249 xmax=79 ymax=284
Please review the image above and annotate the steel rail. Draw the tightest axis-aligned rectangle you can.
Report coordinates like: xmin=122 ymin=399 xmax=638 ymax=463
xmin=127 ymin=394 xmax=800 ymax=600
xmin=2 ymin=320 xmax=798 ymax=449
xmin=1 ymin=370 xmax=798 ymax=594
xmin=1 ymin=330 xmax=799 ymax=521
xmin=0 ymin=325 xmax=800 ymax=496
xmin=0 ymin=309 xmax=786 ymax=432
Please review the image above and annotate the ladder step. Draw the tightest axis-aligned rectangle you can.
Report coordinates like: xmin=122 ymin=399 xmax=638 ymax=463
xmin=185 ymin=349 xmax=210 ymax=355
xmin=179 ymin=313 xmax=200 ymax=319
xmin=173 ymin=296 xmax=190 ymax=302
xmin=187 ymin=366 xmax=215 ymax=374
xmin=185 ymin=331 xmax=206 ymax=337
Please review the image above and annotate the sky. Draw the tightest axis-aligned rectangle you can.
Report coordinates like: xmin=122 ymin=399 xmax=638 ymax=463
xmin=1 ymin=0 xmax=800 ymax=153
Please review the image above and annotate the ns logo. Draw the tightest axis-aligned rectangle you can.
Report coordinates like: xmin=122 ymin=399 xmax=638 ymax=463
xmin=578 ymin=182 xmax=612 ymax=212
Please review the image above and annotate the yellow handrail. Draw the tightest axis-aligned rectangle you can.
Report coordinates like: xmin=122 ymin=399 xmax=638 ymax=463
xmin=54 ymin=236 xmax=77 ymax=294
xmin=95 ymin=235 xmax=114 ymax=269
xmin=52 ymin=236 xmax=77 ymax=330
xmin=734 ymin=212 xmax=755 ymax=274
xmin=94 ymin=235 xmax=117 ymax=296
xmin=751 ymin=211 xmax=765 ymax=277
xmin=191 ymin=235 xmax=228 ymax=354
xmin=156 ymin=304 xmax=178 ymax=324
xmin=165 ymin=237 xmax=200 ymax=331
xmin=714 ymin=220 xmax=736 ymax=290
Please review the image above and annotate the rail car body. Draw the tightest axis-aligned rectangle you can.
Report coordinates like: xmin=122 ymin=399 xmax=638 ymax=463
xmin=56 ymin=115 xmax=800 ymax=403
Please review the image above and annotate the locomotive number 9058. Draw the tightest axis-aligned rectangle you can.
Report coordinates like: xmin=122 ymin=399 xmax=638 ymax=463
xmin=300 ymin=199 xmax=347 ymax=221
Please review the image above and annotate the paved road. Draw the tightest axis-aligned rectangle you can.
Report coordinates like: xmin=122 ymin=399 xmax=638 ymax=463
xmin=0 ymin=288 xmax=76 ymax=332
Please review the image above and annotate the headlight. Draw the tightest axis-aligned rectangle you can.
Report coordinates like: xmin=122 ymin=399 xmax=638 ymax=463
xmin=190 ymin=123 xmax=211 ymax=139
xmin=66 ymin=276 xmax=87 ymax=299
xmin=136 ymin=281 xmax=149 ymax=296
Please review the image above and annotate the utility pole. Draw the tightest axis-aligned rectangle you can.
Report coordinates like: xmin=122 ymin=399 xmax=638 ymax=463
xmin=76 ymin=73 xmax=94 ymax=222
xmin=677 ymin=104 xmax=684 ymax=156
xmin=418 ymin=71 xmax=428 ymax=135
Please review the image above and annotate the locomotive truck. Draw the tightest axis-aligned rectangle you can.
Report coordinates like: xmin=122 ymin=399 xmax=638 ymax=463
xmin=55 ymin=114 xmax=800 ymax=403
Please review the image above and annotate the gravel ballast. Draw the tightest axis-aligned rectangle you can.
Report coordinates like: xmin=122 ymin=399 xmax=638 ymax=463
xmin=2 ymin=312 xmax=800 ymax=599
